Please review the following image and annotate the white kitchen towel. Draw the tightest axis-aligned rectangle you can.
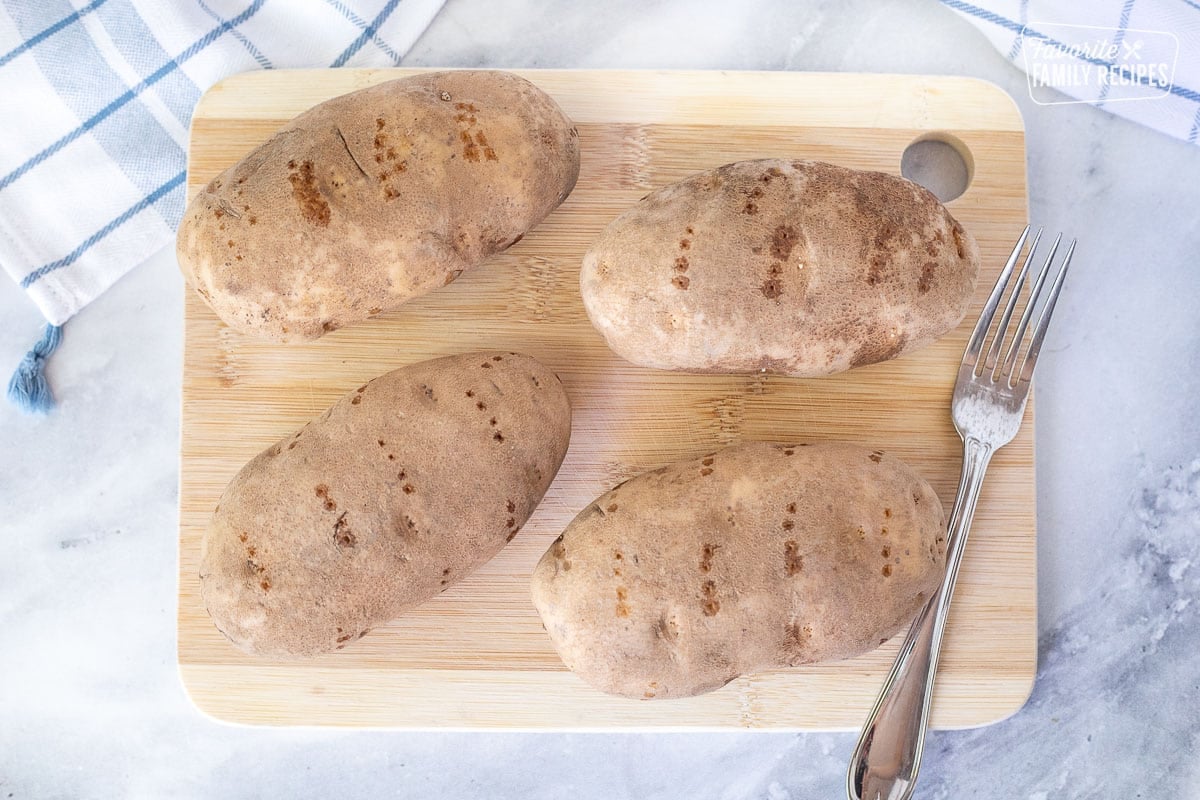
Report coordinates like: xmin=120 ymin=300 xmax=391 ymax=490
xmin=944 ymin=0 xmax=1200 ymax=143
xmin=1 ymin=0 xmax=445 ymax=412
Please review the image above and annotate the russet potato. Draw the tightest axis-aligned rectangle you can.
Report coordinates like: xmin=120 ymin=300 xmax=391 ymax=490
xmin=178 ymin=70 xmax=580 ymax=341
xmin=580 ymin=159 xmax=979 ymax=376
xmin=201 ymin=352 xmax=572 ymax=658
xmin=531 ymin=441 xmax=946 ymax=700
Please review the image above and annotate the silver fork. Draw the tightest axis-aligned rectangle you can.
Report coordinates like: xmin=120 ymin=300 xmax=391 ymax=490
xmin=847 ymin=226 xmax=1077 ymax=800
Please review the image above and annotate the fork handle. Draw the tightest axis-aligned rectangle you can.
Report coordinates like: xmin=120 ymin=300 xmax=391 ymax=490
xmin=847 ymin=436 xmax=994 ymax=800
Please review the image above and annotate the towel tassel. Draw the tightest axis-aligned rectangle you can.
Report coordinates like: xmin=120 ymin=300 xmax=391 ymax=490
xmin=7 ymin=323 xmax=63 ymax=414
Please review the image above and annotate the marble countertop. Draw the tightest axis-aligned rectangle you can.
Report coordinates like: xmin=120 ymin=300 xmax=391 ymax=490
xmin=2 ymin=1 xmax=1198 ymax=797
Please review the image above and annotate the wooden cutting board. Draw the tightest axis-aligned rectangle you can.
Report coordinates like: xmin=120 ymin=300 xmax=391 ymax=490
xmin=178 ymin=69 xmax=1033 ymax=729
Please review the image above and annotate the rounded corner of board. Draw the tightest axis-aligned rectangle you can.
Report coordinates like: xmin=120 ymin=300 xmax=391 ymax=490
xmin=176 ymin=663 xmax=254 ymax=727
xmin=944 ymin=76 xmax=1027 ymax=132
xmin=194 ymin=70 xmax=265 ymax=111
xmin=946 ymin=671 xmax=1039 ymax=731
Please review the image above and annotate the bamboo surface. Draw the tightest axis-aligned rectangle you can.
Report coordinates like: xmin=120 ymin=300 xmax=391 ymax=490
xmin=178 ymin=69 xmax=1033 ymax=729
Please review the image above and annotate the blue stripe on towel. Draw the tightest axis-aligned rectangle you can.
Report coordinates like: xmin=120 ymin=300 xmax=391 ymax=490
xmin=942 ymin=0 xmax=1200 ymax=104
xmin=1096 ymin=0 xmax=1138 ymax=106
xmin=20 ymin=170 xmax=186 ymax=288
xmin=0 ymin=0 xmax=265 ymax=194
xmin=324 ymin=0 xmax=404 ymax=63
xmin=0 ymin=0 xmax=107 ymax=69
xmin=94 ymin=0 xmax=204 ymax=126
xmin=10 ymin=5 xmax=189 ymax=201
xmin=199 ymin=0 xmax=273 ymax=69
xmin=331 ymin=0 xmax=404 ymax=67
xmin=1006 ymin=0 xmax=1028 ymax=61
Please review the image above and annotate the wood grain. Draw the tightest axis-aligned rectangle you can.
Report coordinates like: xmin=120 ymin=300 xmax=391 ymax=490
xmin=178 ymin=69 xmax=1033 ymax=729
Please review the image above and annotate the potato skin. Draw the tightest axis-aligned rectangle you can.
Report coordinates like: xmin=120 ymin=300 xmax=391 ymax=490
xmin=580 ymin=159 xmax=980 ymax=376
xmin=178 ymin=70 xmax=580 ymax=341
xmin=530 ymin=441 xmax=946 ymax=699
xmin=201 ymin=352 xmax=572 ymax=658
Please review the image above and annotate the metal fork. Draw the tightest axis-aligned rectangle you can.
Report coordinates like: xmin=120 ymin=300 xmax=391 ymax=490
xmin=847 ymin=226 xmax=1077 ymax=800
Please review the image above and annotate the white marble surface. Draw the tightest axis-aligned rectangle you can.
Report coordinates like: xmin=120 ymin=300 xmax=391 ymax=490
xmin=2 ymin=1 xmax=1199 ymax=797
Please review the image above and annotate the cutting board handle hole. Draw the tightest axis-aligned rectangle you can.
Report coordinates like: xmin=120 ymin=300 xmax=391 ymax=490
xmin=900 ymin=133 xmax=973 ymax=203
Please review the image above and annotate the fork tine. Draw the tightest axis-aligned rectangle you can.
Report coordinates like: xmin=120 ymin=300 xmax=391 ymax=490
xmin=983 ymin=228 xmax=1042 ymax=374
xmin=1000 ymin=232 xmax=1061 ymax=378
xmin=1016 ymin=238 xmax=1076 ymax=384
xmin=963 ymin=225 xmax=1030 ymax=368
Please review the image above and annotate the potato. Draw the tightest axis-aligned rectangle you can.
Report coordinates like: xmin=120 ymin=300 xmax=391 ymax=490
xmin=178 ymin=70 xmax=580 ymax=341
xmin=201 ymin=351 xmax=572 ymax=657
xmin=530 ymin=441 xmax=946 ymax=699
xmin=580 ymin=159 xmax=979 ymax=376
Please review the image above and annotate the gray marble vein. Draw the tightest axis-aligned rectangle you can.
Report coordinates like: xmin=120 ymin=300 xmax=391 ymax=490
xmin=2 ymin=1 xmax=1198 ymax=797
